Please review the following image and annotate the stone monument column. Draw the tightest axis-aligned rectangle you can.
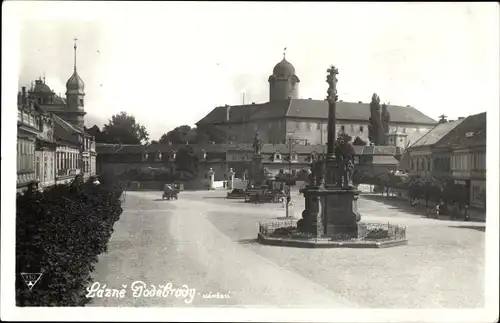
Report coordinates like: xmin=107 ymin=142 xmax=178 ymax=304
xmin=325 ymin=65 xmax=339 ymax=188
xmin=298 ymin=65 xmax=362 ymax=239
xmin=207 ymin=168 xmax=215 ymax=190
xmin=227 ymin=168 xmax=235 ymax=190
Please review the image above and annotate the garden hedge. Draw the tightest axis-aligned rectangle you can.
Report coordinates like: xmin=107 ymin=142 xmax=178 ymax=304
xmin=16 ymin=175 xmax=123 ymax=306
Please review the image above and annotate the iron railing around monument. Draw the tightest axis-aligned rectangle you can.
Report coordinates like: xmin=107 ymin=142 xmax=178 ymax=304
xmin=259 ymin=220 xmax=407 ymax=242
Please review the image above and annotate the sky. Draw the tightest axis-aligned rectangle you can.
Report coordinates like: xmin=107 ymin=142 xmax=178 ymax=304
xmin=11 ymin=2 xmax=500 ymax=140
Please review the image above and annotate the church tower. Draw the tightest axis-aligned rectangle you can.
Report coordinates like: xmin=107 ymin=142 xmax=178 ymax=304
xmin=65 ymin=38 xmax=86 ymax=128
xmin=268 ymin=49 xmax=300 ymax=102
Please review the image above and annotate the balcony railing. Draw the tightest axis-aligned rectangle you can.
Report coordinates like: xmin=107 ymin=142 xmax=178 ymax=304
xmin=57 ymin=168 xmax=81 ymax=177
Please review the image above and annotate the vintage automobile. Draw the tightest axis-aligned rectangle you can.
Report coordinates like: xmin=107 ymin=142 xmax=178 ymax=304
xmin=162 ymin=184 xmax=179 ymax=200
xmin=226 ymin=188 xmax=247 ymax=199
xmin=245 ymin=189 xmax=286 ymax=204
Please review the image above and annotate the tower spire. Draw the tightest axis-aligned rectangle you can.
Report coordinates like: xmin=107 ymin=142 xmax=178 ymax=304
xmin=283 ymin=47 xmax=287 ymax=59
xmin=73 ymin=37 xmax=78 ymax=72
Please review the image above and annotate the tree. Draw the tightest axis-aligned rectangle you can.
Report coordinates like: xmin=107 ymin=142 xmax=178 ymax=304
xmin=173 ymin=145 xmax=199 ymax=181
xmin=368 ymin=94 xmax=390 ymax=146
xmin=159 ymin=125 xmax=198 ymax=145
xmin=408 ymin=178 xmax=425 ymax=201
xmin=368 ymin=93 xmax=382 ymax=145
xmin=99 ymin=112 xmax=149 ymax=145
xmin=352 ymin=136 xmax=367 ymax=146
xmin=381 ymin=103 xmax=391 ymax=145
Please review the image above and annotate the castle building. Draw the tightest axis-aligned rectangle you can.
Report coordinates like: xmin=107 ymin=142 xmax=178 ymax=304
xmin=17 ymin=40 xmax=96 ymax=192
xmin=196 ymin=55 xmax=437 ymax=148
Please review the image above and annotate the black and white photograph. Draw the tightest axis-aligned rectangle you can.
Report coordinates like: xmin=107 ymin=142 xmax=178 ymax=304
xmin=1 ymin=2 xmax=499 ymax=322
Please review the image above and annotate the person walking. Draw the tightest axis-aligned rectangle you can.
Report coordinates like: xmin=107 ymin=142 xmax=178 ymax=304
xmin=464 ymin=204 xmax=470 ymax=221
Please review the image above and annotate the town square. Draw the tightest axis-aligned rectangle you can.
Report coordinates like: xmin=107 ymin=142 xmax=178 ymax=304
xmin=3 ymin=2 xmax=498 ymax=322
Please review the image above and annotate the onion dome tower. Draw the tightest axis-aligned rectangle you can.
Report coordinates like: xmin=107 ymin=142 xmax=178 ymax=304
xmin=65 ymin=38 xmax=86 ymax=128
xmin=268 ymin=49 xmax=300 ymax=102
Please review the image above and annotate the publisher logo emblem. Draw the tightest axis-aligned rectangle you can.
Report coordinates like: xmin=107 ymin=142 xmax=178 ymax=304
xmin=20 ymin=272 xmax=43 ymax=291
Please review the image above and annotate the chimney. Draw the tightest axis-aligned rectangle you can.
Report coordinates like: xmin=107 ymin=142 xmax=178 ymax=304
xmin=252 ymin=102 xmax=255 ymax=105
xmin=458 ymin=117 xmax=465 ymax=120
xmin=21 ymin=86 xmax=26 ymax=106
xmin=308 ymin=98 xmax=312 ymax=100
xmin=358 ymin=101 xmax=362 ymax=103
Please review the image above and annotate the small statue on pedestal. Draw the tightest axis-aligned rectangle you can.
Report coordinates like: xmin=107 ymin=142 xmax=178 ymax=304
xmin=314 ymin=154 xmax=326 ymax=186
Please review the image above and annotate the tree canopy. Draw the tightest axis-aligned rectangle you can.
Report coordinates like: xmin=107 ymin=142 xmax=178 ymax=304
xmin=158 ymin=125 xmax=198 ymax=145
xmin=90 ymin=112 xmax=149 ymax=144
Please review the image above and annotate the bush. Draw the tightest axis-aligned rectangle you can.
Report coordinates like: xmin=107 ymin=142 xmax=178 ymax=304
xmin=365 ymin=228 xmax=389 ymax=240
xmin=16 ymin=177 xmax=123 ymax=306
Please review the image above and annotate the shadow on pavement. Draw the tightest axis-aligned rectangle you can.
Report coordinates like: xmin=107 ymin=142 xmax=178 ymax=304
xmin=237 ymin=238 xmax=259 ymax=245
xmin=362 ymin=194 xmax=485 ymax=223
xmin=448 ymin=225 xmax=485 ymax=233
xmin=361 ymin=194 xmax=424 ymax=216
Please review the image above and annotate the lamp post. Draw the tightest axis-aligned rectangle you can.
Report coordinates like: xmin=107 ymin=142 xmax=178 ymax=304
xmin=207 ymin=168 xmax=215 ymax=190
xmin=284 ymin=132 xmax=306 ymax=218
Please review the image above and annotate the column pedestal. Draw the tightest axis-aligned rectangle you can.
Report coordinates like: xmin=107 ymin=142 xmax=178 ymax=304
xmin=299 ymin=185 xmax=362 ymax=238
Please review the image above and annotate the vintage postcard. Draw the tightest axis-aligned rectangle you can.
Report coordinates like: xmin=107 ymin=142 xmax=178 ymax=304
xmin=1 ymin=1 xmax=499 ymax=322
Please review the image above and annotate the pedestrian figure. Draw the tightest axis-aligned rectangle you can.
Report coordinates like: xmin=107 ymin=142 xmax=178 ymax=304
xmin=464 ymin=204 xmax=470 ymax=221
xmin=435 ymin=204 xmax=440 ymax=219
xmin=453 ymin=202 xmax=460 ymax=220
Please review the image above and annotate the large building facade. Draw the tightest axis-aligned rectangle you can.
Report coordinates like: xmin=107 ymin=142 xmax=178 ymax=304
xmin=406 ymin=113 xmax=486 ymax=209
xmin=16 ymin=41 xmax=96 ymax=192
xmin=196 ymin=56 xmax=437 ymax=147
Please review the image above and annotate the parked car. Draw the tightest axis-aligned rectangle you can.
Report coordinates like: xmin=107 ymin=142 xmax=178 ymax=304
xmin=226 ymin=189 xmax=247 ymax=199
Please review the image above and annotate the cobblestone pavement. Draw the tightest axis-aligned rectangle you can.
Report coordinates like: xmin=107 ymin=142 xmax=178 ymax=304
xmin=89 ymin=190 xmax=485 ymax=308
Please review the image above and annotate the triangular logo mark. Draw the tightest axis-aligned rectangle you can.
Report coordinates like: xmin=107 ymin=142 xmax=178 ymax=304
xmin=20 ymin=272 xmax=43 ymax=291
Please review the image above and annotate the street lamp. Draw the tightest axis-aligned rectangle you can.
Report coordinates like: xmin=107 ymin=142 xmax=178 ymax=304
xmin=284 ymin=132 xmax=305 ymax=218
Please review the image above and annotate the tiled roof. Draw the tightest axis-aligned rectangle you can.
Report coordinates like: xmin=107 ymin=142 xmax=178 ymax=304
xmin=96 ymin=144 xmax=144 ymax=154
xmin=372 ymin=155 xmax=399 ymax=165
xmin=410 ymin=119 xmax=464 ymax=149
xmin=434 ymin=112 xmax=486 ymax=149
xmin=53 ymin=115 xmax=80 ymax=144
xmin=53 ymin=115 xmax=83 ymax=135
xmin=197 ymin=99 xmax=437 ymax=125
xmin=197 ymin=101 xmax=289 ymax=124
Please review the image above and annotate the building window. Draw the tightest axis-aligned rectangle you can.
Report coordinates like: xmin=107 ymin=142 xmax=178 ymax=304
xmin=341 ymin=125 xmax=345 ymax=132
xmin=306 ymin=123 xmax=312 ymax=131
xmin=254 ymin=123 xmax=258 ymax=131
xmin=360 ymin=126 xmax=364 ymax=132
xmin=274 ymin=151 xmax=282 ymax=160
xmin=317 ymin=123 xmax=321 ymax=130
xmin=295 ymin=122 xmax=300 ymax=130
xmin=402 ymin=128 xmax=406 ymax=133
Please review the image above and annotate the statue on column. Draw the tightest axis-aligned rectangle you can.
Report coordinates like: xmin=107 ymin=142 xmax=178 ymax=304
xmin=326 ymin=65 xmax=339 ymax=103
xmin=309 ymin=152 xmax=317 ymax=185
xmin=252 ymin=132 xmax=262 ymax=155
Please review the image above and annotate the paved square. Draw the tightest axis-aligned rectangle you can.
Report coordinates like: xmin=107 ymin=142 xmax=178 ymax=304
xmin=90 ymin=190 xmax=485 ymax=308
